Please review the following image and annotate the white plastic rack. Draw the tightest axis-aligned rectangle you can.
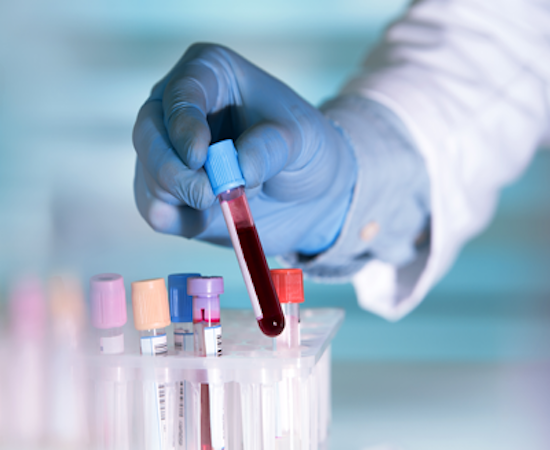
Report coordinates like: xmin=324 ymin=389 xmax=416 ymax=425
xmin=88 ymin=308 xmax=344 ymax=450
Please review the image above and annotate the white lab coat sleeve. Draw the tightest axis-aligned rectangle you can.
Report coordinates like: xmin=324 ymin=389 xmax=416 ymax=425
xmin=343 ymin=0 xmax=550 ymax=319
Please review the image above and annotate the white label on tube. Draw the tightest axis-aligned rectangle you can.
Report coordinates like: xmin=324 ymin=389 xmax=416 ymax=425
xmin=209 ymin=383 xmax=225 ymax=450
xmin=204 ymin=325 xmax=222 ymax=357
xmin=156 ymin=382 xmax=176 ymax=450
xmin=143 ymin=381 xmax=168 ymax=450
xmin=174 ymin=332 xmax=193 ymax=350
xmin=100 ymin=334 xmax=124 ymax=354
xmin=221 ymin=200 xmax=263 ymax=319
xmin=158 ymin=383 xmax=167 ymax=422
xmin=140 ymin=334 xmax=168 ymax=356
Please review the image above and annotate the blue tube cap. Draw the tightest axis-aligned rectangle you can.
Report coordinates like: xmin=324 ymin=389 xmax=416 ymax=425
xmin=168 ymin=273 xmax=200 ymax=323
xmin=204 ymin=139 xmax=245 ymax=196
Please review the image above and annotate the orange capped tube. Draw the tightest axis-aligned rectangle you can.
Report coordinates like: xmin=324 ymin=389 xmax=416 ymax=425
xmin=131 ymin=278 xmax=171 ymax=356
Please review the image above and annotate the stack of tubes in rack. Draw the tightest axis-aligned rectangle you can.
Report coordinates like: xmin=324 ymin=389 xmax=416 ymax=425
xmin=0 ymin=268 xmax=305 ymax=450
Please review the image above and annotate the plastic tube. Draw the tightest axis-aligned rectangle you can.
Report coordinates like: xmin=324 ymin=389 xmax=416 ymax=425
xmin=271 ymin=269 xmax=304 ymax=449
xmin=7 ymin=276 xmax=47 ymax=446
xmin=90 ymin=273 xmax=130 ymax=450
xmin=204 ymin=139 xmax=285 ymax=337
xmin=168 ymin=273 xmax=200 ymax=450
xmin=168 ymin=273 xmax=200 ymax=353
xmin=132 ymin=278 xmax=170 ymax=357
xmin=132 ymin=278 xmax=175 ymax=450
xmin=188 ymin=276 xmax=224 ymax=450
xmin=271 ymin=269 xmax=304 ymax=351
xmin=90 ymin=273 xmax=127 ymax=355
xmin=47 ymin=275 xmax=89 ymax=447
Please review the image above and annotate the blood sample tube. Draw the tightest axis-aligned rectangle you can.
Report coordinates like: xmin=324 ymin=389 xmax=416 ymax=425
xmin=131 ymin=278 xmax=175 ymax=450
xmin=188 ymin=276 xmax=224 ymax=450
xmin=90 ymin=273 xmax=127 ymax=355
xmin=204 ymin=139 xmax=285 ymax=337
xmin=271 ymin=269 xmax=304 ymax=350
xmin=7 ymin=276 xmax=47 ymax=445
xmin=131 ymin=278 xmax=170 ymax=356
xmin=90 ymin=274 xmax=130 ymax=450
xmin=189 ymin=276 xmax=223 ymax=357
xmin=169 ymin=273 xmax=199 ymax=450
xmin=168 ymin=273 xmax=200 ymax=352
xmin=271 ymin=269 xmax=304 ymax=449
xmin=48 ymin=275 xmax=89 ymax=446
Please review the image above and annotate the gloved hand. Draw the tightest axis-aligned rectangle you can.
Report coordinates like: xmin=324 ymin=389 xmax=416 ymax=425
xmin=133 ymin=43 xmax=357 ymax=256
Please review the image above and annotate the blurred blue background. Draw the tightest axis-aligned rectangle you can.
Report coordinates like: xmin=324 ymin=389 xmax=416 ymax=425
xmin=1 ymin=1 xmax=549 ymax=448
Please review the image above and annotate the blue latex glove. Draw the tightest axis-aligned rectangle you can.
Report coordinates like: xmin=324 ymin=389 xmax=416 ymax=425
xmin=133 ymin=43 xmax=357 ymax=256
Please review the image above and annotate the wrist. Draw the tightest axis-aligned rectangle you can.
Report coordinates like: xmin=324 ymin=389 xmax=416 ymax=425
xmin=282 ymin=95 xmax=431 ymax=280
xmin=294 ymin=119 xmax=357 ymax=255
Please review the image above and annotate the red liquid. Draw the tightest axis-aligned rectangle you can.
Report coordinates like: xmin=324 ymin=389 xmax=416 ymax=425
xmin=200 ymin=385 xmax=212 ymax=450
xmin=236 ymin=225 xmax=285 ymax=337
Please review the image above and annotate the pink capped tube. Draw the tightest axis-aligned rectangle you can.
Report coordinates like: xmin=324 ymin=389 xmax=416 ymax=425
xmin=9 ymin=275 xmax=47 ymax=342
xmin=7 ymin=276 xmax=47 ymax=444
xmin=204 ymin=139 xmax=285 ymax=337
xmin=90 ymin=273 xmax=127 ymax=355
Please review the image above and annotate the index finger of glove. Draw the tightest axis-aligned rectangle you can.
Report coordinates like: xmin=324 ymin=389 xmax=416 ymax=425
xmin=133 ymin=99 xmax=216 ymax=210
xmin=161 ymin=45 xmax=229 ymax=170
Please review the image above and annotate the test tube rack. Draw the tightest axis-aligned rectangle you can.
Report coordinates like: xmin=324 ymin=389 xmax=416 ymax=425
xmin=87 ymin=307 xmax=344 ymax=450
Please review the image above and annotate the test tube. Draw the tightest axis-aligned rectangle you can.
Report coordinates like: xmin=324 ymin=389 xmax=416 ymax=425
xmin=271 ymin=269 xmax=304 ymax=450
xmin=90 ymin=273 xmax=130 ymax=450
xmin=188 ymin=276 xmax=224 ymax=450
xmin=49 ymin=275 xmax=87 ymax=350
xmin=132 ymin=278 xmax=170 ymax=357
xmin=7 ymin=276 xmax=47 ymax=446
xmin=90 ymin=273 xmax=127 ymax=355
xmin=168 ymin=273 xmax=200 ymax=352
xmin=132 ymin=278 xmax=175 ymax=450
xmin=204 ymin=139 xmax=285 ymax=337
xmin=271 ymin=269 xmax=304 ymax=350
xmin=47 ymin=275 xmax=89 ymax=447
xmin=168 ymin=272 xmax=199 ymax=450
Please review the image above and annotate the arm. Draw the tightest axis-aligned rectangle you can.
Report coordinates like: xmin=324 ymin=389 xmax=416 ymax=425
xmin=132 ymin=1 xmax=549 ymax=321
xmin=327 ymin=0 xmax=550 ymax=318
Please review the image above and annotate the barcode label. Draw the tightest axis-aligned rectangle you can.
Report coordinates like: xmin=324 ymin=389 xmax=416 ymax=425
xmin=178 ymin=382 xmax=184 ymax=447
xmin=140 ymin=334 xmax=168 ymax=356
xmin=174 ymin=332 xmax=193 ymax=350
xmin=158 ymin=383 xmax=166 ymax=421
xmin=204 ymin=325 xmax=222 ymax=357
xmin=178 ymin=382 xmax=184 ymax=418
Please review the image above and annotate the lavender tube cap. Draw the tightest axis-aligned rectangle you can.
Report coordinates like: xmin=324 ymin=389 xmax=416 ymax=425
xmin=90 ymin=273 xmax=127 ymax=329
xmin=189 ymin=276 xmax=223 ymax=322
xmin=187 ymin=276 xmax=224 ymax=297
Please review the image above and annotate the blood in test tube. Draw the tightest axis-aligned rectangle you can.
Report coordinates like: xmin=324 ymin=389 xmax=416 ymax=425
xmin=204 ymin=139 xmax=285 ymax=337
